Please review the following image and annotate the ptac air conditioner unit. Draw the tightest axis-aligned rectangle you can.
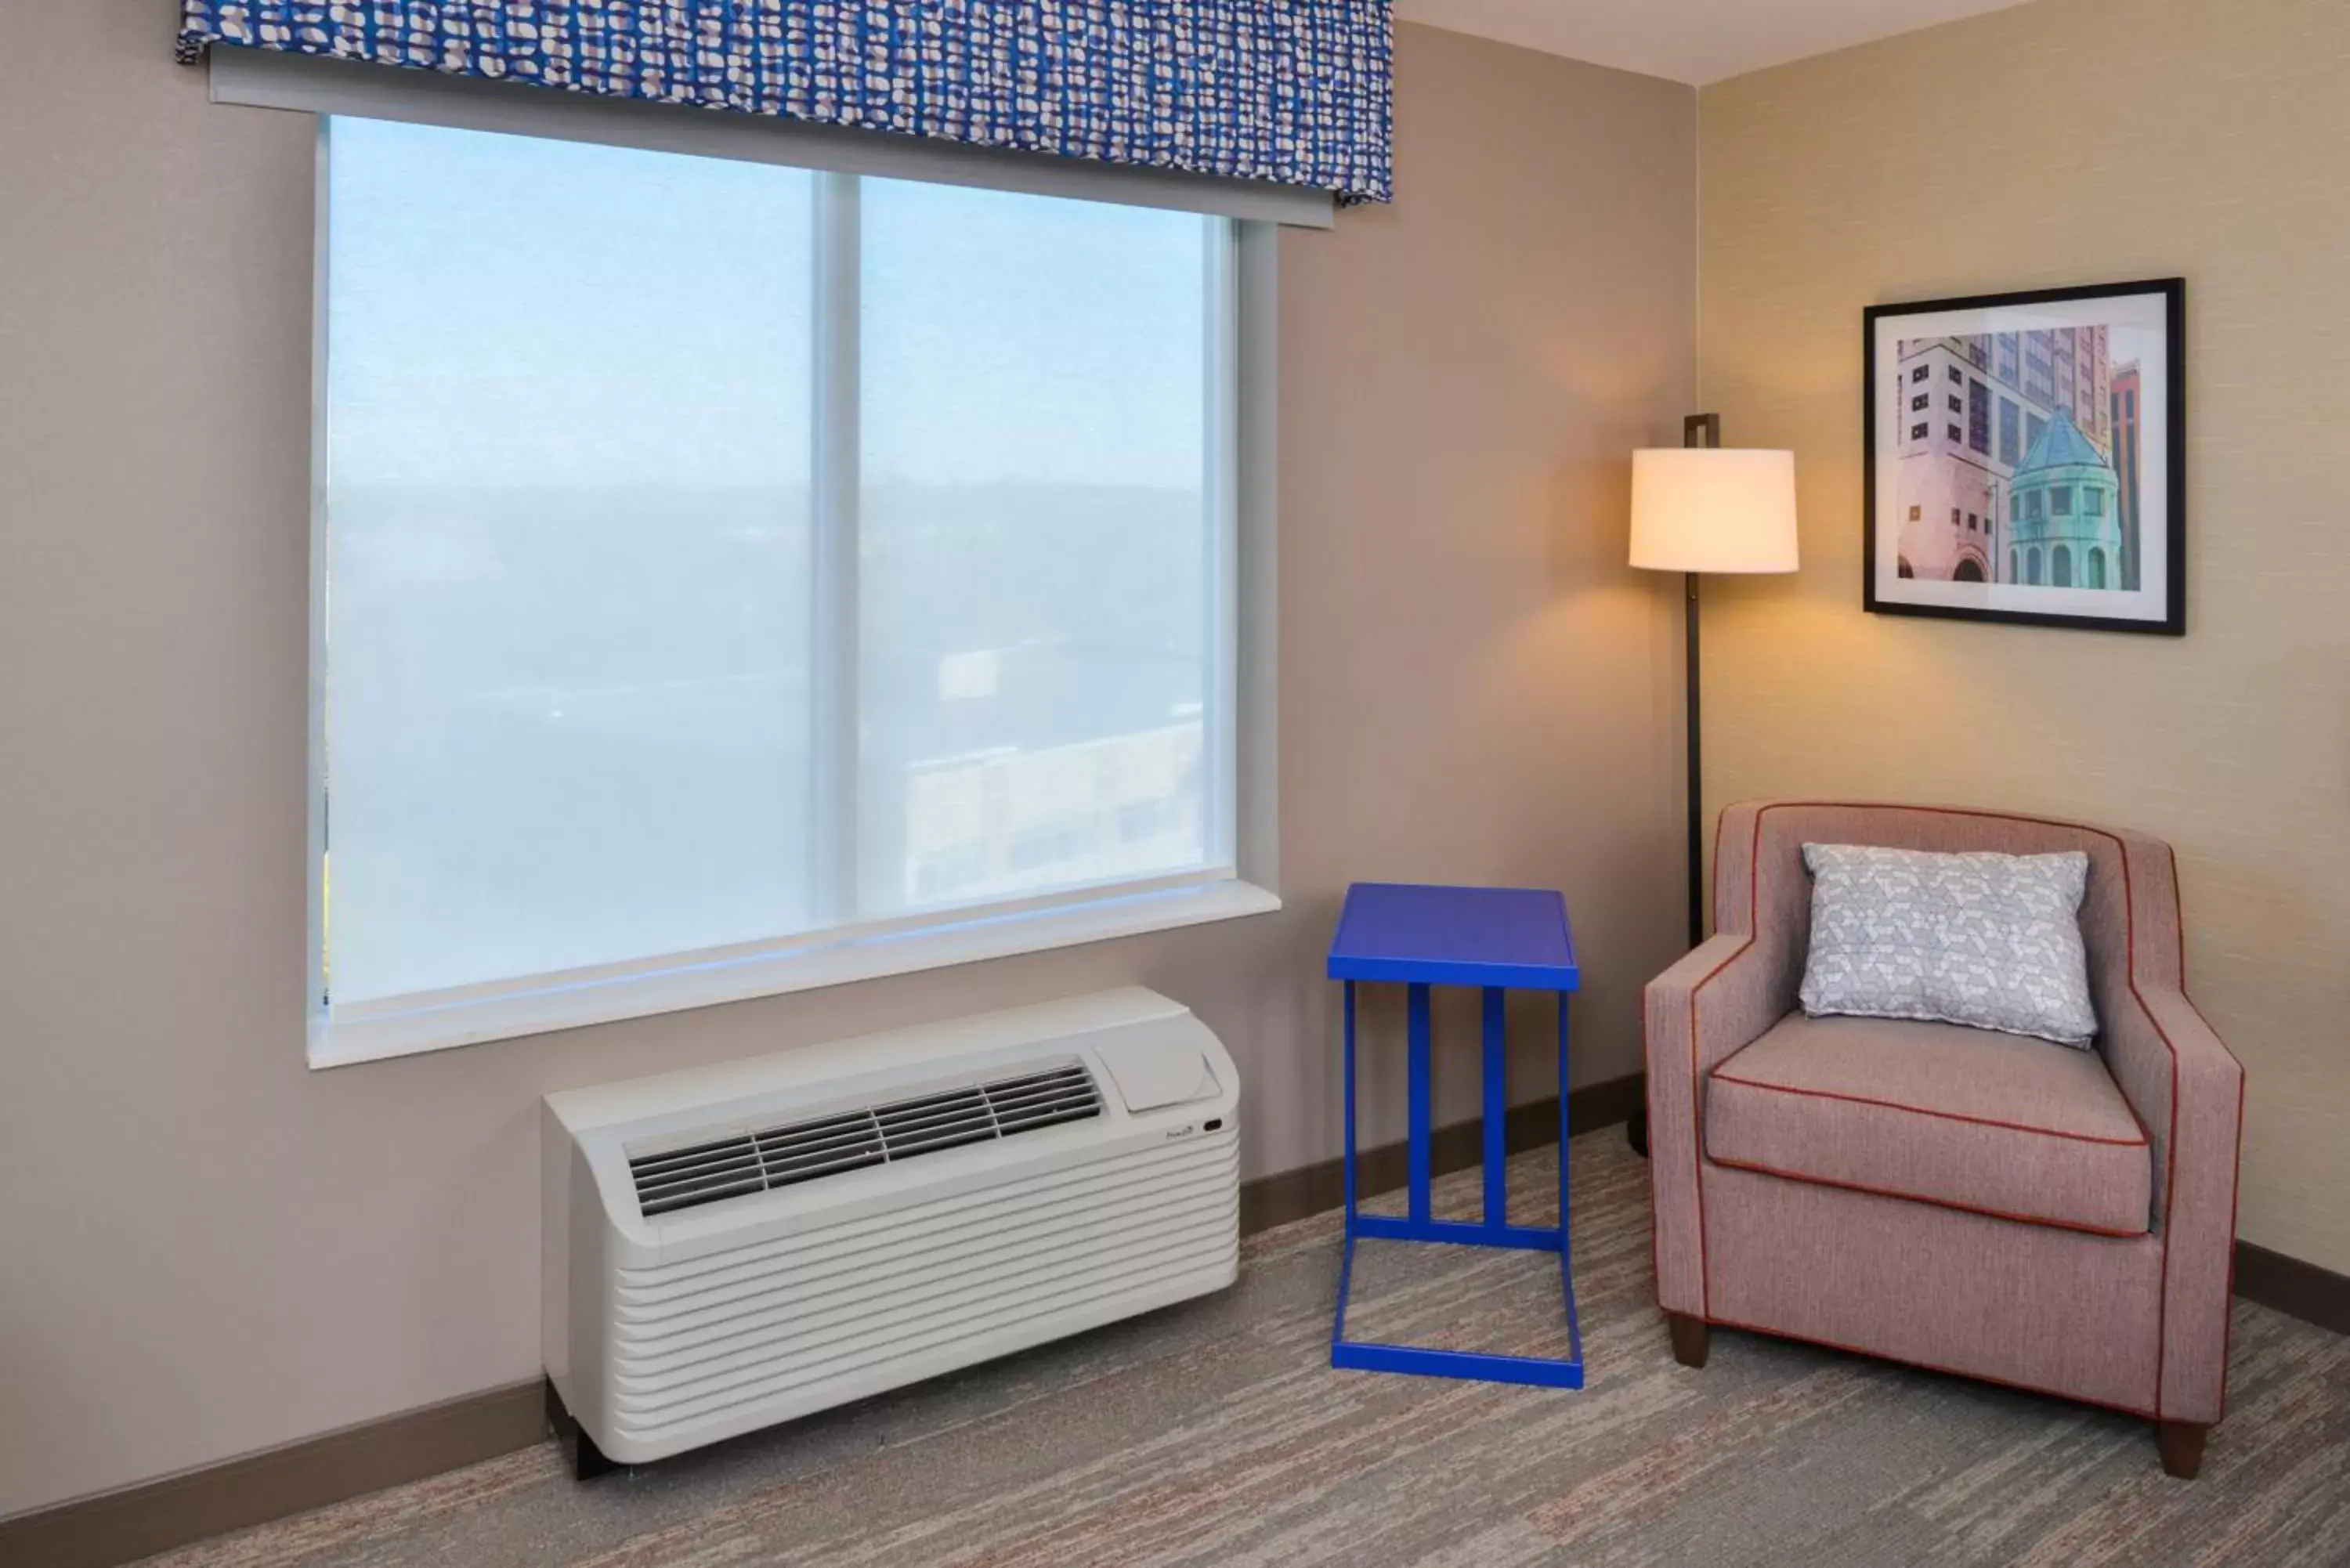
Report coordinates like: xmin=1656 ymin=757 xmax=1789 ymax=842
xmin=542 ymin=987 xmax=1240 ymax=1474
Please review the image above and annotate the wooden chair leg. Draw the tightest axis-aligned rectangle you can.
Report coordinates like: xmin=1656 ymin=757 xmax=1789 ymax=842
xmin=2157 ymin=1421 xmax=2208 ymax=1480
xmin=1667 ymin=1313 xmax=1711 ymax=1369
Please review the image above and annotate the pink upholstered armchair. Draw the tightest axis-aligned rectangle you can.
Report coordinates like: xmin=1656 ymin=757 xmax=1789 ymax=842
xmin=1644 ymin=802 xmax=2247 ymax=1478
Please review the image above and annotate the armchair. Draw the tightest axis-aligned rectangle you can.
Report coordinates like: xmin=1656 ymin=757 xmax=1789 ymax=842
xmin=1644 ymin=801 xmax=2246 ymax=1478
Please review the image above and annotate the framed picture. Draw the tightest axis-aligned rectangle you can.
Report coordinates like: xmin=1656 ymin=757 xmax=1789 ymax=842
xmin=1864 ymin=279 xmax=2185 ymax=635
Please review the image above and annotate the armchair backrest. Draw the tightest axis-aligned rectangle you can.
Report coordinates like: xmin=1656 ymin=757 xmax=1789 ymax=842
xmin=1710 ymin=800 xmax=2187 ymax=1066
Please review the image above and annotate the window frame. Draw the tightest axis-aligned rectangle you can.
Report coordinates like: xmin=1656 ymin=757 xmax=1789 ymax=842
xmin=301 ymin=117 xmax=1284 ymax=1069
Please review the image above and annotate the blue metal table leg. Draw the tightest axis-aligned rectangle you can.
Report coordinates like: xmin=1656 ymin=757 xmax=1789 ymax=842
xmin=1558 ymin=989 xmax=1573 ymax=1288
xmin=1343 ymin=981 xmax=1358 ymax=1230
xmin=1333 ymin=980 xmax=1360 ymax=1357
xmin=1482 ymin=986 xmax=1506 ymax=1231
xmin=1407 ymin=981 xmax=1432 ymax=1226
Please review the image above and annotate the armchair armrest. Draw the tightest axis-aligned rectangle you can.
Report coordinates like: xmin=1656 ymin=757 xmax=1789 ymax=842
xmin=2104 ymin=982 xmax=2245 ymax=1424
xmin=2087 ymin=830 xmax=2247 ymax=1425
xmin=1645 ymin=930 xmax=1800 ymax=1317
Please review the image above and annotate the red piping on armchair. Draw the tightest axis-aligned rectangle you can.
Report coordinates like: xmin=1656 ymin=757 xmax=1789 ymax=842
xmin=1705 ymin=1152 xmax=2152 ymax=1239
xmin=1706 ymin=1071 xmax=2150 ymax=1148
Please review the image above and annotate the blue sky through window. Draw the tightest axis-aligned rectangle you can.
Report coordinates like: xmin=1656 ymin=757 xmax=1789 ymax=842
xmin=329 ymin=117 xmax=1209 ymax=491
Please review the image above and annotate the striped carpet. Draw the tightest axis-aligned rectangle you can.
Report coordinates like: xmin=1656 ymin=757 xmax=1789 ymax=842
xmin=144 ymin=1132 xmax=2350 ymax=1566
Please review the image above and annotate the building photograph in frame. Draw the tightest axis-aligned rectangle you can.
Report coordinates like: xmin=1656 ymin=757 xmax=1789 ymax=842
xmin=1864 ymin=280 xmax=2185 ymax=634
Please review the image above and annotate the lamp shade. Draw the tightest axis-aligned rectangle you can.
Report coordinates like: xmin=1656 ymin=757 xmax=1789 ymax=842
xmin=1629 ymin=448 xmax=1800 ymax=574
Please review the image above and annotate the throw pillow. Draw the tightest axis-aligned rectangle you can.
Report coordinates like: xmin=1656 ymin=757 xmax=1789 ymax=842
xmin=1799 ymin=843 xmax=2098 ymax=1047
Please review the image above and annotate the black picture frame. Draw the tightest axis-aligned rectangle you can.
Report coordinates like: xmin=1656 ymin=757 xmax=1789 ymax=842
xmin=1862 ymin=278 xmax=2186 ymax=635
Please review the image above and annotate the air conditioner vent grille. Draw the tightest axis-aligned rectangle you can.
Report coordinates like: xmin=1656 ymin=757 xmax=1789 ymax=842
xmin=631 ymin=1063 xmax=1104 ymax=1218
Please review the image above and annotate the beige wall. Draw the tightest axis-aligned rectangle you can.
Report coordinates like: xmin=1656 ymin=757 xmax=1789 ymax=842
xmin=1698 ymin=0 xmax=2350 ymax=1274
xmin=0 ymin=10 xmax=1694 ymax=1517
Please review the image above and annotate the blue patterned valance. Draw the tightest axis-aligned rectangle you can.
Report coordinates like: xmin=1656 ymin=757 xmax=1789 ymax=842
xmin=176 ymin=3 xmax=1394 ymax=204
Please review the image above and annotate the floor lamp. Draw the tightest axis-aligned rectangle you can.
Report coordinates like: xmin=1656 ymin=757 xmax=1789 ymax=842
xmin=1624 ymin=414 xmax=1799 ymax=1158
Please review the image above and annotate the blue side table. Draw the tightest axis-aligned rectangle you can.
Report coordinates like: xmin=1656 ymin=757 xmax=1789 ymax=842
xmin=1325 ymin=882 xmax=1585 ymax=1388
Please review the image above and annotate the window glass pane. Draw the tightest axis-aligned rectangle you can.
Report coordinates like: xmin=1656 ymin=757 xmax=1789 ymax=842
xmin=325 ymin=120 xmax=815 ymax=1000
xmin=859 ymin=182 xmax=1224 ymax=915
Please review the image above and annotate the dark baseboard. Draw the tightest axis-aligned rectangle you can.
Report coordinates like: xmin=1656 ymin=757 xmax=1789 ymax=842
xmin=0 ymin=1378 xmax=548 ymax=1568
xmin=1239 ymin=1071 xmax=1646 ymax=1235
xmin=0 ymin=1071 xmax=1751 ymax=1567
xmin=2236 ymin=1240 xmax=2350 ymax=1337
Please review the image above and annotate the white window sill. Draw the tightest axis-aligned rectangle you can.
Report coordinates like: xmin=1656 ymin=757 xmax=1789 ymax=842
xmin=308 ymin=878 xmax=1283 ymax=1069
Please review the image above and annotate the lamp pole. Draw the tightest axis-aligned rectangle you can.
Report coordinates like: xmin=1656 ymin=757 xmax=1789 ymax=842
xmin=1684 ymin=564 xmax=1701 ymax=951
xmin=1680 ymin=413 xmax=1717 ymax=956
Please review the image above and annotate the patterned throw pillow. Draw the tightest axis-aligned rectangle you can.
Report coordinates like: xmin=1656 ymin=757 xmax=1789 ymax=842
xmin=1799 ymin=843 xmax=2099 ymax=1047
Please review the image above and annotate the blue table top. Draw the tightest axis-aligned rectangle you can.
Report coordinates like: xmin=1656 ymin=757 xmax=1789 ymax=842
xmin=1326 ymin=882 xmax=1579 ymax=991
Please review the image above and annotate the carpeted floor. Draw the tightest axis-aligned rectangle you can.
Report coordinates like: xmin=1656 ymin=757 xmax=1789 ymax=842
xmin=144 ymin=1132 xmax=2350 ymax=1567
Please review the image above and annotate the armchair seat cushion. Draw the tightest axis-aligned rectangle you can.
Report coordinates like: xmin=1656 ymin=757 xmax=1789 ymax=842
xmin=1705 ymin=1013 xmax=2153 ymax=1237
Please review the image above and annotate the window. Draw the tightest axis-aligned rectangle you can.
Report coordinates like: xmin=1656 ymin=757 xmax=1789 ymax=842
xmin=1952 ymin=508 xmax=1963 ymax=526
xmin=1968 ymin=513 xmax=1979 ymax=532
xmin=1912 ymin=365 xmax=1931 ymax=385
xmin=1912 ymin=394 xmax=1930 ymax=412
xmin=1908 ymin=505 xmax=1923 ymax=522
xmin=1948 ymin=367 xmax=1964 ymax=385
xmin=1948 ymin=425 xmax=1963 ymax=443
xmin=1911 ymin=424 xmax=1930 ymax=442
xmin=2052 ymin=486 xmax=2074 ymax=516
xmin=1948 ymin=395 xmax=1963 ymax=414
xmin=1999 ymin=398 xmax=2020 ymax=466
xmin=316 ymin=117 xmax=1263 ymax=1056
xmin=1967 ymin=379 xmax=1990 ymax=454
xmin=2087 ymin=488 xmax=2106 ymax=517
